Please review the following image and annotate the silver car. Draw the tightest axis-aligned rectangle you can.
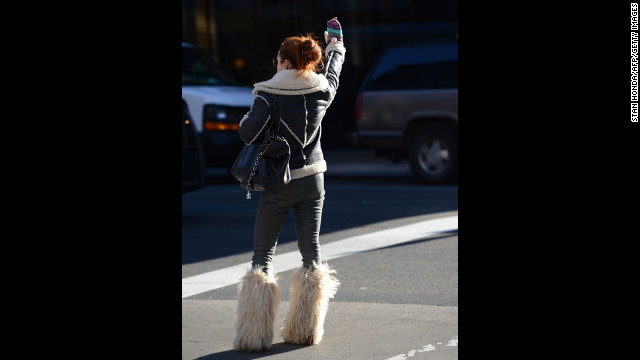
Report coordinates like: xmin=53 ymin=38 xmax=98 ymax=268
xmin=355 ymin=40 xmax=458 ymax=184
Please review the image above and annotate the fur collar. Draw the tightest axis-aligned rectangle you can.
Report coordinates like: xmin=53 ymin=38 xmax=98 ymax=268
xmin=252 ymin=69 xmax=329 ymax=95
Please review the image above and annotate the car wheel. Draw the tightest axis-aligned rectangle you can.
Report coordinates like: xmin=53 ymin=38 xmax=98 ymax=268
xmin=408 ymin=125 xmax=458 ymax=184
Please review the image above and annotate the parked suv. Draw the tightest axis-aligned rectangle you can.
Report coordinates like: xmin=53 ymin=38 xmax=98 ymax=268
xmin=182 ymin=42 xmax=255 ymax=169
xmin=355 ymin=40 xmax=458 ymax=184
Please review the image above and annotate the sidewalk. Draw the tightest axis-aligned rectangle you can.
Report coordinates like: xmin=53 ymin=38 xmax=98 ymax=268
xmin=182 ymin=299 xmax=458 ymax=360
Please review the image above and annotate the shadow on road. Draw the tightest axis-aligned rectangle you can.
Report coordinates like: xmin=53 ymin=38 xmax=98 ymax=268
xmin=183 ymin=158 xmax=458 ymax=265
xmin=194 ymin=342 xmax=306 ymax=360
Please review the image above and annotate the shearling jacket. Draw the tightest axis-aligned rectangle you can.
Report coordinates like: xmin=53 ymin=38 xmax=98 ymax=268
xmin=238 ymin=42 xmax=346 ymax=180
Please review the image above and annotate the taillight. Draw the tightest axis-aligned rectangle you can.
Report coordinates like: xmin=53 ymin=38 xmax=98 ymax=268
xmin=355 ymin=92 xmax=362 ymax=121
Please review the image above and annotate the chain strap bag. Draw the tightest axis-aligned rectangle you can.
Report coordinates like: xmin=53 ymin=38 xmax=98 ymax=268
xmin=230 ymin=94 xmax=291 ymax=199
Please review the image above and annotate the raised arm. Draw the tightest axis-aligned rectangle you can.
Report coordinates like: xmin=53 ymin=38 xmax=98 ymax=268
xmin=323 ymin=17 xmax=346 ymax=95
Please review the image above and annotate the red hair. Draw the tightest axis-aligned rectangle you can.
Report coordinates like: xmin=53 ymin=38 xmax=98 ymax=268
xmin=279 ymin=34 xmax=324 ymax=76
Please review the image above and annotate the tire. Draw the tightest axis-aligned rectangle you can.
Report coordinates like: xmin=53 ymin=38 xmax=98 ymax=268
xmin=408 ymin=125 xmax=458 ymax=184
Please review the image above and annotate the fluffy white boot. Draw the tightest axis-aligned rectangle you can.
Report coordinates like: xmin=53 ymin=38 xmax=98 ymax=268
xmin=281 ymin=263 xmax=340 ymax=345
xmin=233 ymin=268 xmax=281 ymax=352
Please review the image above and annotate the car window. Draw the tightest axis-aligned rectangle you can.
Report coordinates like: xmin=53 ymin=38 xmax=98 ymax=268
xmin=364 ymin=43 xmax=457 ymax=91
xmin=182 ymin=46 xmax=238 ymax=86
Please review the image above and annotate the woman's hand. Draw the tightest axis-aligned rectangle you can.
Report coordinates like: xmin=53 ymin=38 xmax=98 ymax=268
xmin=324 ymin=17 xmax=343 ymax=44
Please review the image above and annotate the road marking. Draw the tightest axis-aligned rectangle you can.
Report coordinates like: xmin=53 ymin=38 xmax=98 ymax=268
xmin=182 ymin=215 xmax=457 ymax=298
xmin=386 ymin=338 xmax=457 ymax=360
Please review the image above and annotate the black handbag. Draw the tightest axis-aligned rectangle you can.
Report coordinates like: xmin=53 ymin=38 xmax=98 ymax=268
xmin=230 ymin=94 xmax=291 ymax=199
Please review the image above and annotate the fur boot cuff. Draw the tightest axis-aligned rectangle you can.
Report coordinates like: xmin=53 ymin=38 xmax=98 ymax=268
xmin=281 ymin=262 xmax=340 ymax=345
xmin=233 ymin=269 xmax=281 ymax=352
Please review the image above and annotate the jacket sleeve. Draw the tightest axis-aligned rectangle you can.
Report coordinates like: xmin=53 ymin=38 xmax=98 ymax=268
xmin=238 ymin=92 xmax=272 ymax=145
xmin=323 ymin=41 xmax=346 ymax=98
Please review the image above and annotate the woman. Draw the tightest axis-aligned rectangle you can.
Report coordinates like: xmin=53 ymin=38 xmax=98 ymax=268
xmin=233 ymin=18 xmax=346 ymax=352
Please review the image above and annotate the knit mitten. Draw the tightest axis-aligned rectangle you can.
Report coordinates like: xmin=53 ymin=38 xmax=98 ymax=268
xmin=324 ymin=17 xmax=343 ymax=44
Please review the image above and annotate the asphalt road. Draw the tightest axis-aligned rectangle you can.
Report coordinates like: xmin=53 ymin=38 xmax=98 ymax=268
xmin=182 ymin=149 xmax=458 ymax=360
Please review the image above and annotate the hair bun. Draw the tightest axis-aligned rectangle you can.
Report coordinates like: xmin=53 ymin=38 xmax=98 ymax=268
xmin=279 ymin=34 xmax=324 ymax=74
xmin=302 ymin=38 xmax=320 ymax=60
xmin=303 ymin=38 xmax=315 ymax=48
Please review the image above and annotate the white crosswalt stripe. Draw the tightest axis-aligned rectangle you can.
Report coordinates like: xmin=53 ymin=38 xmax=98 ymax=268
xmin=181 ymin=215 xmax=458 ymax=298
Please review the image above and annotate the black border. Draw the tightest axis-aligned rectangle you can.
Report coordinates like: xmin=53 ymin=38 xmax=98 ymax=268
xmin=460 ymin=2 xmax=637 ymax=357
xmin=2 ymin=2 xmax=180 ymax=358
xmin=3 ymin=1 xmax=638 ymax=358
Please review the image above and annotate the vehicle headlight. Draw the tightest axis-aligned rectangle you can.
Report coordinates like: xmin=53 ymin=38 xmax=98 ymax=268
xmin=203 ymin=105 xmax=239 ymax=131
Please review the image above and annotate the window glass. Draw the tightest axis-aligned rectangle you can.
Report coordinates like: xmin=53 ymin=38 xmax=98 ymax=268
xmin=182 ymin=46 xmax=238 ymax=86
xmin=364 ymin=43 xmax=457 ymax=91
